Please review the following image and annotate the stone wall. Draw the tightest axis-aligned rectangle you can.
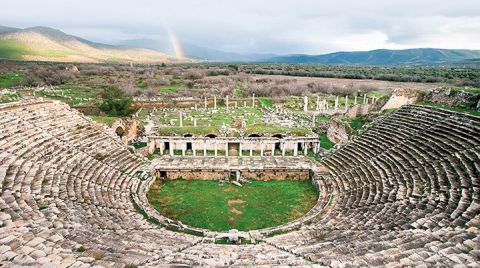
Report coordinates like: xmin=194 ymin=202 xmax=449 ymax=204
xmin=327 ymin=120 xmax=350 ymax=145
xmin=157 ymin=169 xmax=310 ymax=181
xmin=381 ymin=88 xmax=421 ymax=110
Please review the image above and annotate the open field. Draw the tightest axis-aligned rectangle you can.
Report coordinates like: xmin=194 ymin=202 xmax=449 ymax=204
xmin=147 ymin=179 xmax=318 ymax=231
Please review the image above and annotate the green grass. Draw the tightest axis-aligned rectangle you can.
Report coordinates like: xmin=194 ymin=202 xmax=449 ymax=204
xmin=89 ymin=115 xmax=118 ymax=126
xmin=159 ymin=83 xmax=184 ymax=94
xmin=0 ymin=72 xmax=24 ymax=88
xmin=246 ymin=124 xmax=311 ymax=136
xmin=319 ymin=134 xmax=335 ymax=150
xmin=147 ymin=179 xmax=318 ymax=231
xmin=350 ymin=117 xmax=367 ymax=130
xmin=0 ymin=40 xmax=33 ymax=60
xmin=259 ymin=97 xmax=273 ymax=108
xmin=0 ymin=93 xmax=20 ymax=103
xmin=0 ymin=40 xmax=73 ymax=59
xmin=419 ymin=102 xmax=480 ymax=116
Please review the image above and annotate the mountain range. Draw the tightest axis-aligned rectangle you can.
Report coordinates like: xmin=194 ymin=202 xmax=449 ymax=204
xmin=0 ymin=26 xmax=174 ymax=63
xmin=1 ymin=26 xmax=479 ymax=66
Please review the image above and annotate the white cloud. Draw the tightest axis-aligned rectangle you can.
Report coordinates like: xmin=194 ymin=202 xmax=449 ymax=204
xmin=1 ymin=0 xmax=479 ymax=54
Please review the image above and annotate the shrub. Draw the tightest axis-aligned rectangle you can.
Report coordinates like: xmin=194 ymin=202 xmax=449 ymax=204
xmin=98 ymin=86 xmax=136 ymax=116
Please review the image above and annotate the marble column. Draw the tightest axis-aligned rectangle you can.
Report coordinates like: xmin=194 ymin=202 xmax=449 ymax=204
xmin=304 ymin=96 xmax=308 ymax=112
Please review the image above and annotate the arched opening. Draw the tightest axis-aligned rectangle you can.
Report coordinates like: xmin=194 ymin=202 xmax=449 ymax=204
xmin=115 ymin=127 xmax=125 ymax=138
xmin=248 ymin=134 xmax=261 ymax=138
xmin=297 ymin=142 xmax=303 ymax=152
xmin=272 ymin=134 xmax=282 ymax=152
xmin=205 ymin=134 xmax=217 ymax=139
xmin=184 ymin=134 xmax=193 ymax=151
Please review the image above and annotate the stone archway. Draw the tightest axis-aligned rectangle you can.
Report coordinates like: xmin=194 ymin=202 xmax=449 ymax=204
xmin=272 ymin=134 xmax=283 ymax=152
xmin=115 ymin=126 xmax=125 ymax=138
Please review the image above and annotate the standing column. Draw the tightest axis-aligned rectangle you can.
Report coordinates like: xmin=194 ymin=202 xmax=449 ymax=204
xmin=226 ymin=96 xmax=229 ymax=110
xmin=252 ymin=94 xmax=255 ymax=108
xmin=363 ymin=94 xmax=367 ymax=104
xmin=204 ymin=96 xmax=207 ymax=109
xmin=334 ymin=96 xmax=339 ymax=111
xmin=225 ymin=142 xmax=229 ymax=157
xmin=239 ymin=143 xmax=243 ymax=156
xmin=182 ymin=142 xmax=186 ymax=156
xmin=194 ymin=104 xmax=198 ymax=110
xmin=159 ymin=142 xmax=164 ymax=155
xmin=312 ymin=114 xmax=316 ymax=125
xmin=354 ymin=95 xmax=357 ymax=105
xmin=271 ymin=143 xmax=275 ymax=156
xmin=260 ymin=142 xmax=264 ymax=156
xmin=282 ymin=142 xmax=286 ymax=156
xmin=193 ymin=118 xmax=197 ymax=127
xmin=250 ymin=143 xmax=253 ymax=157
xmin=179 ymin=111 xmax=183 ymax=127
xmin=214 ymin=141 xmax=218 ymax=157
xmin=192 ymin=142 xmax=196 ymax=156
xmin=316 ymin=96 xmax=320 ymax=111
xmin=304 ymin=96 xmax=308 ymax=112
xmin=204 ymin=140 xmax=207 ymax=156
xmin=170 ymin=141 xmax=174 ymax=156
xmin=294 ymin=143 xmax=298 ymax=156
xmin=304 ymin=142 xmax=308 ymax=156
xmin=323 ymin=100 xmax=327 ymax=112
xmin=345 ymin=96 xmax=349 ymax=111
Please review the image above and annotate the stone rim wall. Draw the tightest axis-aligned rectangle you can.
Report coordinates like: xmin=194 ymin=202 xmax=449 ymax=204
xmin=132 ymin=165 xmax=328 ymax=239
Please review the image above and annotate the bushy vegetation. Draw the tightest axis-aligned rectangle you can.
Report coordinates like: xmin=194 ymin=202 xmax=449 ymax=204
xmin=241 ymin=64 xmax=480 ymax=88
xmin=98 ymin=86 xmax=136 ymax=116
xmin=147 ymin=179 xmax=318 ymax=231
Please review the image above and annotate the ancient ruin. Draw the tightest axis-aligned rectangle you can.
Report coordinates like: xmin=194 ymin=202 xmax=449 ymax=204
xmin=1 ymin=96 xmax=479 ymax=267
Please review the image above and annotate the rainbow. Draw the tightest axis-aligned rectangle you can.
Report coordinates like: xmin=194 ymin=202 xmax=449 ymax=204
xmin=168 ymin=30 xmax=185 ymax=61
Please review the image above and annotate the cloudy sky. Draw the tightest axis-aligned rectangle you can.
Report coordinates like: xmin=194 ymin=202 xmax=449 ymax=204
xmin=2 ymin=0 xmax=480 ymax=54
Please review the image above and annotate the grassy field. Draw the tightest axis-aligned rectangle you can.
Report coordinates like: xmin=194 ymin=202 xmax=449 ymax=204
xmin=147 ymin=179 xmax=318 ymax=231
xmin=0 ymin=72 xmax=25 ymax=88
xmin=319 ymin=134 xmax=335 ymax=149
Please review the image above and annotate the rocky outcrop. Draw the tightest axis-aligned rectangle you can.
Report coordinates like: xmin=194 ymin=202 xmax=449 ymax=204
xmin=381 ymin=88 xmax=422 ymax=110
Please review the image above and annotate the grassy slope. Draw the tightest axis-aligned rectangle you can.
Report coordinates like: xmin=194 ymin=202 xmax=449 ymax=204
xmin=147 ymin=179 xmax=318 ymax=231
xmin=319 ymin=134 xmax=335 ymax=149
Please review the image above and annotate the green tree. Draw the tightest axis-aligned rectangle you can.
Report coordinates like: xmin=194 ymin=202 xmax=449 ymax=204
xmin=98 ymin=86 xmax=136 ymax=116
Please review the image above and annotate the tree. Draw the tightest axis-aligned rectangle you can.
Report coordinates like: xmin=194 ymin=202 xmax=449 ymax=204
xmin=98 ymin=86 xmax=136 ymax=116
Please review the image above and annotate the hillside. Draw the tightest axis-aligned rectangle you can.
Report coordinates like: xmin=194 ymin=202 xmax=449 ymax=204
xmin=264 ymin=48 xmax=480 ymax=66
xmin=0 ymin=26 xmax=176 ymax=63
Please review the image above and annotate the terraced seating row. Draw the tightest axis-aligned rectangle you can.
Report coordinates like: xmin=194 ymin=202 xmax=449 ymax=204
xmin=266 ymin=105 xmax=480 ymax=267
xmin=0 ymin=100 xmax=200 ymax=267
xmin=1 ymin=100 xmax=479 ymax=267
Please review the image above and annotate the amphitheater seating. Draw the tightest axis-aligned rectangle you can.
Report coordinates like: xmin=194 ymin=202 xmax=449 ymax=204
xmin=1 ymin=100 xmax=479 ymax=267
xmin=266 ymin=105 xmax=480 ymax=267
xmin=0 ymin=100 xmax=200 ymax=267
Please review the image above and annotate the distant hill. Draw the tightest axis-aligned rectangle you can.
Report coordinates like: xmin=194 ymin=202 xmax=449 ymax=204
xmin=263 ymin=48 xmax=480 ymax=66
xmin=0 ymin=26 xmax=177 ymax=63
xmin=118 ymin=38 xmax=277 ymax=62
